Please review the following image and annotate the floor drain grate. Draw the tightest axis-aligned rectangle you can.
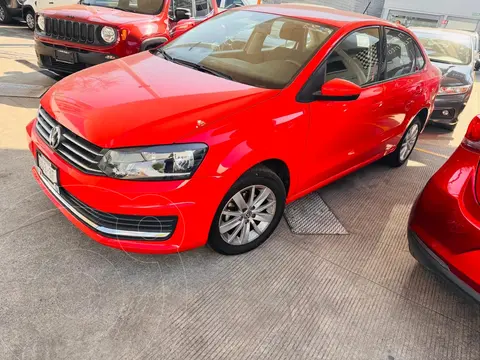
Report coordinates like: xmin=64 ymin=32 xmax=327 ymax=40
xmin=284 ymin=192 xmax=348 ymax=235
xmin=0 ymin=83 xmax=48 ymax=98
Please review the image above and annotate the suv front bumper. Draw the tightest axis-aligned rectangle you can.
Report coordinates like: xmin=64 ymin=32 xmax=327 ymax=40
xmin=35 ymin=39 xmax=118 ymax=73
xmin=429 ymin=93 xmax=470 ymax=126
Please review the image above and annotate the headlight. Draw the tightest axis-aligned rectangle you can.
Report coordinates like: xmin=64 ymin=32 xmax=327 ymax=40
xmin=37 ymin=15 xmax=45 ymax=32
xmin=100 ymin=26 xmax=117 ymax=44
xmin=438 ymin=85 xmax=472 ymax=95
xmin=98 ymin=144 xmax=208 ymax=180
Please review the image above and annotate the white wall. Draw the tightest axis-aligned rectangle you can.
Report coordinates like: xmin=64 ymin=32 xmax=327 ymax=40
xmin=383 ymin=0 xmax=480 ymax=18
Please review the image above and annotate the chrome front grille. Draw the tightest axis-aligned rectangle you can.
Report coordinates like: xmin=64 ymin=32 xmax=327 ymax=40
xmin=35 ymin=107 xmax=105 ymax=175
xmin=43 ymin=17 xmax=102 ymax=45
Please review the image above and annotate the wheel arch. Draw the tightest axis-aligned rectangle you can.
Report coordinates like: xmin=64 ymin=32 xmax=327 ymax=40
xmin=416 ymin=108 xmax=430 ymax=131
xmin=22 ymin=4 xmax=34 ymax=18
xmin=257 ymin=159 xmax=290 ymax=196
xmin=140 ymin=37 xmax=168 ymax=51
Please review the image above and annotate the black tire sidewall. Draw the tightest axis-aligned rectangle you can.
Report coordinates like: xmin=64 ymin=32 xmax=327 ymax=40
xmin=208 ymin=168 xmax=286 ymax=255
xmin=0 ymin=3 xmax=12 ymax=24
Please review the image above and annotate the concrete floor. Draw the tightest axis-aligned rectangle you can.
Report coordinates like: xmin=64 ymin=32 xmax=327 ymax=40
xmin=0 ymin=24 xmax=479 ymax=360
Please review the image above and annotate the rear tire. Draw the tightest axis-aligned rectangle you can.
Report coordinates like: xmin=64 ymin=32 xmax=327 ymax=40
xmin=208 ymin=166 xmax=286 ymax=255
xmin=385 ymin=118 xmax=421 ymax=167
xmin=0 ymin=3 xmax=12 ymax=24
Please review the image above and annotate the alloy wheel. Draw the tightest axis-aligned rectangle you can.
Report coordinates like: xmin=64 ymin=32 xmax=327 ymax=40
xmin=0 ymin=7 xmax=5 ymax=22
xmin=399 ymin=123 xmax=419 ymax=162
xmin=26 ymin=13 xmax=35 ymax=30
xmin=219 ymin=185 xmax=276 ymax=246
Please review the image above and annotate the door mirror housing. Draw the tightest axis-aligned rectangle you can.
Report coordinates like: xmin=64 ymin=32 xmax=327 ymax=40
xmin=175 ymin=8 xmax=191 ymax=21
xmin=314 ymin=78 xmax=362 ymax=101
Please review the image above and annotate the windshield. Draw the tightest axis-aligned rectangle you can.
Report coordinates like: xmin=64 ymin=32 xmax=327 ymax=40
xmin=413 ymin=30 xmax=473 ymax=65
xmin=160 ymin=10 xmax=335 ymax=89
xmin=81 ymin=0 xmax=164 ymax=15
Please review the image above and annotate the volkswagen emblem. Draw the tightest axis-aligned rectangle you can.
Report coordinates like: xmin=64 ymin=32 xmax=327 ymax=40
xmin=49 ymin=126 xmax=62 ymax=149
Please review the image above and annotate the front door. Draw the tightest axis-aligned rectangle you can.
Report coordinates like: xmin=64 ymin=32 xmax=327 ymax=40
xmin=302 ymin=27 xmax=386 ymax=190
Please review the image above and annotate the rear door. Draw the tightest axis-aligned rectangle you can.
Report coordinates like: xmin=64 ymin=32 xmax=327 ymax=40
xmin=380 ymin=28 xmax=427 ymax=147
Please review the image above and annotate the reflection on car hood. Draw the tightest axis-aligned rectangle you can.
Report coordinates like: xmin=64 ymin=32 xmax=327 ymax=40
xmin=433 ymin=61 xmax=474 ymax=87
xmin=40 ymin=4 xmax=152 ymax=26
xmin=41 ymin=52 xmax=278 ymax=148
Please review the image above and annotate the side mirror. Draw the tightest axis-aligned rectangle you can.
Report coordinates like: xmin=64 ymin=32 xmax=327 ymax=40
xmin=314 ymin=78 xmax=362 ymax=101
xmin=175 ymin=8 xmax=191 ymax=21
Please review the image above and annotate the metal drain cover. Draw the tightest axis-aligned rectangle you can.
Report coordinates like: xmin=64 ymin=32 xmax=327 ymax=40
xmin=0 ymin=83 xmax=48 ymax=98
xmin=284 ymin=192 xmax=348 ymax=235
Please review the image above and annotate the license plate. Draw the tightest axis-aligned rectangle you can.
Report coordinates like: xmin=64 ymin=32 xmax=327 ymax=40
xmin=54 ymin=49 xmax=75 ymax=64
xmin=37 ymin=152 xmax=59 ymax=193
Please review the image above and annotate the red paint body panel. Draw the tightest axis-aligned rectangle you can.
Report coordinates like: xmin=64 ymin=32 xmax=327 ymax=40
xmin=409 ymin=145 xmax=480 ymax=293
xmin=28 ymin=8 xmax=441 ymax=253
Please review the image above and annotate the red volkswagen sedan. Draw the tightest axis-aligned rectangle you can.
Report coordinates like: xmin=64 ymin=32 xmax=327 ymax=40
xmin=409 ymin=115 xmax=480 ymax=302
xmin=27 ymin=5 xmax=441 ymax=255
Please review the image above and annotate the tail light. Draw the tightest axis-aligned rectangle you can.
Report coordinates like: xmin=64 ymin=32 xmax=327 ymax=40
xmin=462 ymin=115 xmax=480 ymax=152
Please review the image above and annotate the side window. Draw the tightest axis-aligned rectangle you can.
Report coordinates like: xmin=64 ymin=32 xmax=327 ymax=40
xmin=325 ymin=27 xmax=381 ymax=86
xmin=168 ymin=0 xmax=174 ymax=17
xmin=385 ymin=29 xmax=416 ymax=79
xmin=414 ymin=43 xmax=425 ymax=70
xmin=195 ymin=0 xmax=209 ymax=17
xmin=174 ymin=0 xmax=193 ymax=16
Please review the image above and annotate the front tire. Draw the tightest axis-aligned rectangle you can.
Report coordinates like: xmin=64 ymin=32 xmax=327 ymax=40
xmin=385 ymin=118 xmax=421 ymax=167
xmin=0 ymin=3 xmax=12 ymax=24
xmin=25 ymin=10 xmax=35 ymax=31
xmin=208 ymin=166 xmax=286 ymax=255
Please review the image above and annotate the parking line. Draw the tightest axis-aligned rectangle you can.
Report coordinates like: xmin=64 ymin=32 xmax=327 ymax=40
xmin=414 ymin=147 xmax=450 ymax=159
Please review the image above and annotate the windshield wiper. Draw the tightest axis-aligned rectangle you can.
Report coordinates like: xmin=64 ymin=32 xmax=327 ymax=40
xmin=156 ymin=48 xmax=173 ymax=61
xmin=155 ymin=51 xmax=232 ymax=80
xmin=183 ymin=61 xmax=233 ymax=81
xmin=429 ymin=58 xmax=455 ymax=65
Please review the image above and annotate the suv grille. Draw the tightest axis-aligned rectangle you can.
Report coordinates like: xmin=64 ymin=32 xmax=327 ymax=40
xmin=43 ymin=17 xmax=103 ymax=45
xmin=36 ymin=107 xmax=105 ymax=175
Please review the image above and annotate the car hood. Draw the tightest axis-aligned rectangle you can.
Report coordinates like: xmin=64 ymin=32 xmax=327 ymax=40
xmin=41 ymin=52 xmax=278 ymax=148
xmin=40 ymin=4 xmax=152 ymax=26
xmin=433 ymin=62 xmax=474 ymax=87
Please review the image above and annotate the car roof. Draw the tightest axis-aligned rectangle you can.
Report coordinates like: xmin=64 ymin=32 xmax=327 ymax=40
xmin=241 ymin=3 xmax=392 ymax=28
xmin=410 ymin=27 xmax=475 ymax=38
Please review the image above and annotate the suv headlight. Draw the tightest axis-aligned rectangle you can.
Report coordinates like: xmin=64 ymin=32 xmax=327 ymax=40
xmin=37 ymin=15 xmax=45 ymax=31
xmin=438 ymin=85 xmax=472 ymax=95
xmin=100 ymin=26 xmax=117 ymax=44
xmin=98 ymin=144 xmax=208 ymax=180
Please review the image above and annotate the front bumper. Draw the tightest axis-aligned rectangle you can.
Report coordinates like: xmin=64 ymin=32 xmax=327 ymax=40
xmin=429 ymin=93 xmax=470 ymax=126
xmin=35 ymin=39 xmax=118 ymax=74
xmin=26 ymin=119 xmax=225 ymax=254
xmin=408 ymin=230 xmax=480 ymax=303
